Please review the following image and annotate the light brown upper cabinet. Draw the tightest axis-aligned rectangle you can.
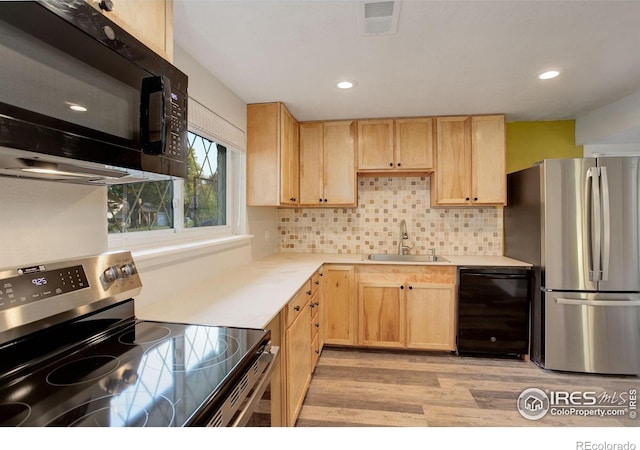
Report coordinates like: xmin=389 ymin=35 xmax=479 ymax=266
xmin=432 ymin=115 xmax=506 ymax=206
xmin=357 ymin=118 xmax=434 ymax=173
xmin=299 ymin=121 xmax=356 ymax=206
xmin=247 ymin=102 xmax=299 ymax=206
xmin=357 ymin=119 xmax=394 ymax=170
xmin=395 ymin=118 xmax=434 ymax=171
xmin=86 ymin=0 xmax=174 ymax=61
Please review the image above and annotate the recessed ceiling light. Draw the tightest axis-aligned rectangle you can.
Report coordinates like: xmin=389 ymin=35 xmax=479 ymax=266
xmin=337 ymin=81 xmax=357 ymax=89
xmin=66 ymin=102 xmax=87 ymax=112
xmin=539 ymin=70 xmax=560 ymax=80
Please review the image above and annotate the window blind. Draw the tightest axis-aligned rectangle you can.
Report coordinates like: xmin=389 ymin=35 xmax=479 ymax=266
xmin=188 ymin=98 xmax=246 ymax=152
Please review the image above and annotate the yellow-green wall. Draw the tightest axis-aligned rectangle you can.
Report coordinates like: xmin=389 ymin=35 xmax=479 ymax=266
xmin=506 ymin=120 xmax=583 ymax=173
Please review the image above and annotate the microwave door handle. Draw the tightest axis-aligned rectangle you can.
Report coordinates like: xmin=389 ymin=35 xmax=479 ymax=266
xmin=600 ymin=166 xmax=611 ymax=282
xmin=140 ymin=76 xmax=170 ymax=155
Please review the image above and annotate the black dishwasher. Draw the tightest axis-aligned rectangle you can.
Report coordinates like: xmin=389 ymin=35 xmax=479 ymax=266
xmin=457 ymin=266 xmax=531 ymax=357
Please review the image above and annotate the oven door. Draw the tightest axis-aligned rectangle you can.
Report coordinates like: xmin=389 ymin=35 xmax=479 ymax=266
xmin=206 ymin=346 xmax=280 ymax=427
xmin=0 ymin=1 xmax=187 ymax=179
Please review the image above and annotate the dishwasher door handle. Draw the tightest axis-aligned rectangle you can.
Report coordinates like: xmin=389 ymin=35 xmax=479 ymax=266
xmin=463 ymin=273 xmax=528 ymax=279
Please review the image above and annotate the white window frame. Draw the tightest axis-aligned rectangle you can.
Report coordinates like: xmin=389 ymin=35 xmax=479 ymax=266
xmin=108 ymin=101 xmax=248 ymax=257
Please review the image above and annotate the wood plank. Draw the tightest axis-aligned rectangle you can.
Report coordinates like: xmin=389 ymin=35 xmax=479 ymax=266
xmin=297 ymin=348 xmax=640 ymax=428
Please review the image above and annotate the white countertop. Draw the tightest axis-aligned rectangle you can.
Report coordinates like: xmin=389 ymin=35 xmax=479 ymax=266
xmin=136 ymin=253 xmax=531 ymax=330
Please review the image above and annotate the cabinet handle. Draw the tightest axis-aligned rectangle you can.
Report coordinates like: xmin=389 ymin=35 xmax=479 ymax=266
xmin=319 ymin=273 xmax=324 ymax=277
xmin=319 ymin=198 xmax=323 ymax=202
xmin=306 ymin=290 xmax=312 ymax=296
xmin=294 ymin=305 xmax=301 ymax=312
xmin=315 ymin=301 xmax=320 ymax=307
xmin=310 ymin=303 xmax=315 ymax=308
xmin=397 ymin=163 xmax=401 ymax=167
xmin=290 ymin=197 xmax=296 ymax=202
xmin=314 ymin=280 xmax=320 ymax=285
xmin=474 ymin=197 xmax=478 ymax=201
xmin=315 ymin=349 xmax=320 ymax=355
xmin=465 ymin=197 xmax=470 ymax=201
xmin=400 ymin=285 xmax=404 ymax=290
xmin=315 ymin=323 xmax=320 ymax=328
xmin=324 ymin=199 xmax=328 ymax=202
xmin=409 ymin=285 xmax=413 ymax=290
xmin=99 ymin=0 xmax=114 ymax=11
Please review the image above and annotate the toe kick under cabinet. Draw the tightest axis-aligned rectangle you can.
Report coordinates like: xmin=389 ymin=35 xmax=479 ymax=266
xmin=356 ymin=265 xmax=457 ymax=351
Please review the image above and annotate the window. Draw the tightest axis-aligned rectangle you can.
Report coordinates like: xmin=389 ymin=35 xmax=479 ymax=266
xmin=185 ymin=133 xmax=226 ymax=228
xmin=107 ymin=132 xmax=227 ymax=234
xmin=107 ymin=97 xmax=246 ymax=251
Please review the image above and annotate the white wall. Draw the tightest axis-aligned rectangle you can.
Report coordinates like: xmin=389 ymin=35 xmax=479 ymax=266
xmin=576 ymin=89 xmax=640 ymax=146
xmin=0 ymin=178 xmax=107 ymax=268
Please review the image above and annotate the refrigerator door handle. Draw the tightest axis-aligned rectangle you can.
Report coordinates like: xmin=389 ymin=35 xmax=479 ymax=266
xmin=600 ymin=166 xmax=611 ymax=282
xmin=584 ymin=167 xmax=601 ymax=281
xmin=555 ymin=297 xmax=640 ymax=307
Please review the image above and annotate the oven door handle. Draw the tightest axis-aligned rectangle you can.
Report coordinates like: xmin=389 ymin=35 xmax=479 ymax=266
xmin=230 ymin=346 xmax=280 ymax=427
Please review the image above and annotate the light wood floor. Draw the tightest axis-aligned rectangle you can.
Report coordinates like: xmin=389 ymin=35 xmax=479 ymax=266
xmin=295 ymin=347 xmax=640 ymax=427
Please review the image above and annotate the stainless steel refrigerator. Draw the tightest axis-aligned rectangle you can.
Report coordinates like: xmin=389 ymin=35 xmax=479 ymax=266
xmin=505 ymin=157 xmax=640 ymax=375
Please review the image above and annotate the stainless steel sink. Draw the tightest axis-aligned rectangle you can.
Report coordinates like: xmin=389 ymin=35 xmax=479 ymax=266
xmin=366 ymin=254 xmax=450 ymax=263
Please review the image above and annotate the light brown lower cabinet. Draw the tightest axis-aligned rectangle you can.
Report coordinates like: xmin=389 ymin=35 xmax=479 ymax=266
xmin=277 ymin=264 xmax=456 ymax=426
xmin=405 ymin=283 xmax=456 ymax=350
xmin=356 ymin=265 xmax=457 ymax=351
xmin=322 ymin=265 xmax=357 ymax=345
xmin=284 ymin=284 xmax=312 ymax=426
xmin=358 ymin=281 xmax=405 ymax=347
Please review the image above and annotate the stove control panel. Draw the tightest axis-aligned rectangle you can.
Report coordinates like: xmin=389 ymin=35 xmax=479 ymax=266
xmin=0 ymin=264 xmax=89 ymax=312
xmin=0 ymin=251 xmax=142 ymax=342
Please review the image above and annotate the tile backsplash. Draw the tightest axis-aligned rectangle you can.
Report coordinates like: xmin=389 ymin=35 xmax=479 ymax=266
xmin=278 ymin=176 xmax=503 ymax=255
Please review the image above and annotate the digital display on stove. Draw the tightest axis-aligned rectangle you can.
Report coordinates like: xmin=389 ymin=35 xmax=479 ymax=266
xmin=0 ymin=265 xmax=89 ymax=311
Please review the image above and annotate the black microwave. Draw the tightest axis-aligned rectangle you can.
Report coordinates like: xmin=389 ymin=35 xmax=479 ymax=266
xmin=0 ymin=0 xmax=187 ymax=184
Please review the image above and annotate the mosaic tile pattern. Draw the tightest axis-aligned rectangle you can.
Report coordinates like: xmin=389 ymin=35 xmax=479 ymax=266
xmin=278 ymin=176 xmax=503 ymax=255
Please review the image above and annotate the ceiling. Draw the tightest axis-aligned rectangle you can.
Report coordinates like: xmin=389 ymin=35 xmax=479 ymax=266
xmin=173 ymin=1 xmax=640 ymax=123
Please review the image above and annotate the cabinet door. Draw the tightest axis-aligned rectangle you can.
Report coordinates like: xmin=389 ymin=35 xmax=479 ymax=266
xmin=406 ymin=283 xmax=456 ymax=350
xmin=299 ymin=122 xmax=325 ymax=205
xmin=324 ymin=121 xmax=356 ymax=205
xmin=357 ymin=119 xmax=394 ymax=170
xmin=285 ymin=303 xmax=312 ymax=426
xmin=323 ymin=265 xmax=356 ymax=345
xmin=434 ymin=117 xmax=471 ymax=205
xmin=471 ymin=115 xmax=506 ymax=205
xmin=358 ymin=281 xmax=405 ymax=348
xmin=280 ymin=105 xmax=299 ymax=205
xmin=395 ymin=118 xmax=434 ymax=170
xmin=87 ymin=0 xmax=173 ymax=61
xmin=247 ymin=103 xmax=280 ymax=206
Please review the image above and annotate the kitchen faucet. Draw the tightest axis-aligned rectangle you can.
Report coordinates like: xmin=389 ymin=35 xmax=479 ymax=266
xmin=398 ymin=219 xmax=413 ymax=255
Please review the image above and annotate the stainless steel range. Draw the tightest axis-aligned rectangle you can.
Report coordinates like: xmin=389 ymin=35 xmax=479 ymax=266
xmin=0 ymin=251 xmax=277 ymax=427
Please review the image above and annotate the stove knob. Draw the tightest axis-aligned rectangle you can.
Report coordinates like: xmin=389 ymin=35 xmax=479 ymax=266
xmin=120 ymin=263 xmax=137 ymax=278
xmin=102 ymin=266 xmax=120 ymax=283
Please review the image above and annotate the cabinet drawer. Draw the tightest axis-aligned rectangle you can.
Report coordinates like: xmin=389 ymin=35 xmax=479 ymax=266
xmin=311 ymin=269 xmax=322 ymax=295
xmin=287 ymin=281 xmax=312 ymax=327
xmin=310 ymin=302 xmax=320 ymax=339
xmin=311 ymin=333 xmax=321 ymax=369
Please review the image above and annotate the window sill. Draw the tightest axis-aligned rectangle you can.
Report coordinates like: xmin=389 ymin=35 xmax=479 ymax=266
xmin=127 ymin=234 xmax=253 ymax=270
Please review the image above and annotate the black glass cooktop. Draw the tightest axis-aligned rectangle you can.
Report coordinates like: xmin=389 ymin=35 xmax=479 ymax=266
xmin=0 ymin=318 xmax=269 ymax=427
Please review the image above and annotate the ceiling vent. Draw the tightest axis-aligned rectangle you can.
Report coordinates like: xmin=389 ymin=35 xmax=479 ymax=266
xmin=359 ymin=1 xmax=401 ymax=36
